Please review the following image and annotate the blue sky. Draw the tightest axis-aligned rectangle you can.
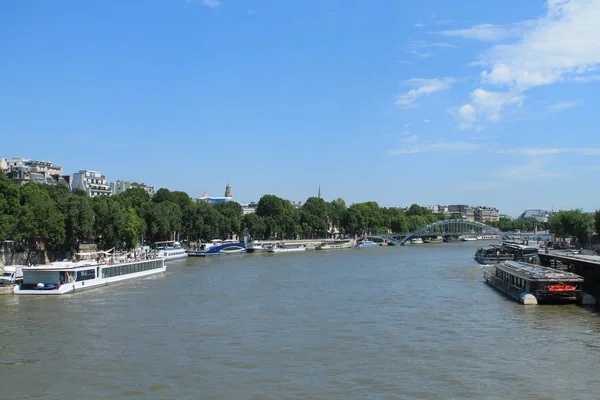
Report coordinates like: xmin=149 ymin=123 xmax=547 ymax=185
xmin=1 ymin=0 xmax=599 ymax=217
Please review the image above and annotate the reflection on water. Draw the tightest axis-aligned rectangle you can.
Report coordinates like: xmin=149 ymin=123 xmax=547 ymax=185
xmin=1 ymin=242 xmax=600 ymax=399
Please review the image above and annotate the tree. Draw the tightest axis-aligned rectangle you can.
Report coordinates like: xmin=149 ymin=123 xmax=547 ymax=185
xmin=0 ymin=171 xmax=19 ymax=240
xmin=594 ymin=210 xmax=600 ymax=237
xmin=550 ymin=209 xmax=594 ymax=246
xmin=300 ymin=197 xmax=329 ymax=238
xmin=243 ymin=213 xmax=267 ymax=239
xmin=256 ymin=195 xmax=300 ymax=239
xmin=214 ymin=201 xmax=243 ymax=239
xmin=15 ymin=183 xmax=66 ymax=257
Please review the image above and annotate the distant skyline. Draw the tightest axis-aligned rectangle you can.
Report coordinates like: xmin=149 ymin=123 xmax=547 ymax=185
xmin=1 ymin=0 xmax=599 ymax=217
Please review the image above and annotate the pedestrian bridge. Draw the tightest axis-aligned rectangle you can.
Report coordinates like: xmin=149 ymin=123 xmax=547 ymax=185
xmin=371 ymin=219 xmax=507 ymax=245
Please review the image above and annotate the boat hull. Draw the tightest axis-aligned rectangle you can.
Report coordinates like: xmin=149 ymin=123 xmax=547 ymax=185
xmin=15 ymin=263 xmax=167 ymax=295
xmin=188 ymin=242 xmax=247 ymax=257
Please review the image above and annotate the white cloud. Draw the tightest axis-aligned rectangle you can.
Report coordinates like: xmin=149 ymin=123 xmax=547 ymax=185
xmin=478 ymin=0 xmax=600 ymax=89
xmin=396 ymin=78 xmax=455 ymax=107
xmin=423 ymin=119 xmax=431 ymax=123
xmin=403 ymin=135 xmax=418 ymax=142
xmin=388 ymin=141 xmax=480 ymax=155
xmin=202 ymin=0 xmax=220 ymax=8
xmin=414 ymin=23 xmax=426 ymax=27
xmin=453 ymin=0 xmax=600 ymax=128
xmin=548 ymin=100 xmax=581 ymax=112
xmin=437 ymin=22 xmax=532 ymax=42
xmin=494 ymin=147 xmax=600 ymax=156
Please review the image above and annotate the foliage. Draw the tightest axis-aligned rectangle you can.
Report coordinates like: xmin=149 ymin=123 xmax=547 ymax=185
xmin=2 ymin=174 xmax=599 ymax=250
xmin=549 ymin=209 xmax=594 ymax=245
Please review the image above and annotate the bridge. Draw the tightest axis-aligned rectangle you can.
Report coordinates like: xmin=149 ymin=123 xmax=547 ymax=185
xmin=370 ymin=219 xmax=509 ymax=245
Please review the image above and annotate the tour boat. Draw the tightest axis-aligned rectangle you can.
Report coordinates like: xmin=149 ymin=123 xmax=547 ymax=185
xmin=474 ymin=245 xmax=515 ymax=265
xmin=423 ymin=236 xmax=443 ymax=244
xmin=246 ymin=241 xmax=268 ymax=253
xmin=315 ymin=239 xmax=355 ymax=250
xmin=410 ymin=237 xmax=424 ymax=244
xmin=355 ymin=239 xmax=381 ymax=248
xmin=477 ymin=235 xmax=499 ymax=240
xmin=14 ymin=252 xmax=166 ymax=295
xmin=461 ymin=236 xmax=478 ymax=241
xmin=483 ymin=260 xmax=584 ymax=305
xmin=187 ymin=240 xmax=246 ymax=256
xmin=153 ymin=241 xmax=187 ymax=261
xmin=267 ymin=243 xmax=306 ymax=253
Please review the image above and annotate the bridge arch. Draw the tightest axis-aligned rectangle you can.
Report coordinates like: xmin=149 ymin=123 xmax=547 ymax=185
xmin=401 ymin=219 xmax=505 ymax=245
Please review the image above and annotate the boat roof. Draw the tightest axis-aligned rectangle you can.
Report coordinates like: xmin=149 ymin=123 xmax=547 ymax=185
xmin=501 ymin=241 xmax=538 ymax=251
xmin=26 ymin=260 xmax=99 ymax=271
xmin=496 ymin=261 xmax=583 ymax=282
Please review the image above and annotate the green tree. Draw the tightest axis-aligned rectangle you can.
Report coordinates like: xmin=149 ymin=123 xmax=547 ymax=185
xmin=300 ymin=197 xmax=329 ymax=238
xmin=243 ymin=213 xmax=267 ymax=239
xmin=550 ymin=209 xmax=594 ymax=246
xmin=0 ymin=171 xmax=19 ymax=240
xmin=15 ymin=183 xmax=66 ymax=257
xmin=214 ymin=201 xmax=243 ymax=239
xmin=594 ymin=210 xmax=600 ymax=237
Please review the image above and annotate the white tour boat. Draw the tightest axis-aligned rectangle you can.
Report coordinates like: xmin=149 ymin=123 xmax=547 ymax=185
xmin=14 ymin=252 xmax=166 ymax=295
xmin=410 ymin=237 xmax=424 ymax=244
xmin=267 ymin=243 xmax=307 ymax=253
xmin=315 ymin=239 xmax=355 ymax=250
xmin=153 ymin=241 xmax=188 ymax=261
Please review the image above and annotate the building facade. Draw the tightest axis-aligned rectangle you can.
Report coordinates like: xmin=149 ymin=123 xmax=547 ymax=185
xmin=2 ymin=157 xmax=70 ymax=188
xmin=72 ymin=170 xmax=111 ymax=197
xmin=474 ymin=206 xmax=500 ymax=223
xmin=520 ymin=209 xmax=552 ymax=222
xmin=110 ymin=181 xmax=156 ymax=197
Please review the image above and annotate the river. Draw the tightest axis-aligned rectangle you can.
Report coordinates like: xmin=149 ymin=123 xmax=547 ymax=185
xmin=1 ymin=242 xmax=600 ymax=399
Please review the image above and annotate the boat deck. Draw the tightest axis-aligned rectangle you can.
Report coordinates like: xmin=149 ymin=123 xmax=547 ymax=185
xmin=498 ymin=261 xmax=584 ymax=282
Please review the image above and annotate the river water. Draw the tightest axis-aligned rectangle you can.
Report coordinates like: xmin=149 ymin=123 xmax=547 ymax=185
xmin=2 ymin=242 xmax=600 ymax=399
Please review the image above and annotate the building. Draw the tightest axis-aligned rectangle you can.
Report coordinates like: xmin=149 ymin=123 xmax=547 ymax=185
xmin=110 ymin=181 xmax=156 ymax=197
xmin=520 ymin=209 xmax=552 ymax=223
xmin=499 ymin=214 xmax=513 ymax=220
xmin=5 ymin=158 xmax=63 ymax=175
xmin=474 ymin=206 xmax=499 ymax=223
xmin=2 ymin=157 xmax=70 ymax=188
xmin=426 ymin=205 xmax=449 ymax=214
xmin=72 ymin=170 xmax=111 ymax=197
xmin=447 ymin=205 xmax=475 ymax=221
xmin=239 ymin=201 xmax=258 ymax=215
xmin=199 ymin=183 xmax=234 ymax=204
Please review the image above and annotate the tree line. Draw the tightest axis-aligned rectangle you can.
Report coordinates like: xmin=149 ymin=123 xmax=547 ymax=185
xmin=1 ymin=171 xmax=598 ymax=252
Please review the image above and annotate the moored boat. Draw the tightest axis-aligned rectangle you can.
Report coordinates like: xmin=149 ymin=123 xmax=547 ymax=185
xmin=423 ymin=236 xmax=443 ymax=244
xmin=355 ymin=239 xmax=381 ymax=248
xmin=410 ymin=237 xmax=424 ymax=244
xmin=153 ymin=241 xmax=188 ymax=261
xmin=483 ymin=260 xmax=584 ymax=305
xmin=477 ymin=235 xmax=499 ymax=240
xmin=316 ymin=239 xmax=355 ymax=250
xmin=14 ymin=252 xmax=166 ymax=295
xmin=267 ymin=243 xmax=306 ymax=253
xmin=461 ymin=236 xmax=477 ymax=241
xmin=474 ymin=245 xmax=514 ymax=264
xmin=187 ymin=240 xmax=246 ymax=256
xmin=246 ymin=241 xmax=268 ymax=253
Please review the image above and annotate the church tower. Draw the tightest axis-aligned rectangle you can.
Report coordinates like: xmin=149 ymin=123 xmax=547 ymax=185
xmin=318 ymin=185 xmax=321 ymax=199
xmin=225 ymin=182 xmax=232 ymax=198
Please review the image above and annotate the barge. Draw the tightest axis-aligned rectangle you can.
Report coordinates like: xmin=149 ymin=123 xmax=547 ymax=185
xmin=483 ymin=260 xmax=584 ymax=305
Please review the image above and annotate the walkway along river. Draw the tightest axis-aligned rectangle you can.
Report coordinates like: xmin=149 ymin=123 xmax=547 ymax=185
xmin=1 ymin=242 xmax=600 ymax=399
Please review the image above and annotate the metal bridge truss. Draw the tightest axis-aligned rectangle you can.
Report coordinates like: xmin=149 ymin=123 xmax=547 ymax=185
xmin=401 ymin=219 xmax=505 ymax=245
xmin=369 ymin=219 xmax=506 ymax=245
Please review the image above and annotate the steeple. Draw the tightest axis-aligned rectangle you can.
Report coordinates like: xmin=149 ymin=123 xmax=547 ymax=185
xmin=225 ymin=182 xmax=232 ymax=198
xmin=318 ymin=185 xmax=321 ymax=199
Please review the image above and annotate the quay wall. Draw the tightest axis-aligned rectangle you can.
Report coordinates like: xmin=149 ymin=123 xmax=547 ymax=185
xmin=540 ymin=253 xmax=600 ymax=300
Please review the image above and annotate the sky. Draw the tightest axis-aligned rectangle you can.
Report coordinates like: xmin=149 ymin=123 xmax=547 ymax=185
xmin=1 ymin=0 xmax=599 ymax=217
